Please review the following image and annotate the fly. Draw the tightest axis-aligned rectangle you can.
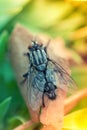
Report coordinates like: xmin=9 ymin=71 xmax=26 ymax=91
xmin=22 ymin=41 xmax=77 ymax=111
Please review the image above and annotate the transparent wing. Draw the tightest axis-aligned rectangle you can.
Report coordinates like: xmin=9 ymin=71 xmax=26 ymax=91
xmin=47 ymin=58 xmax=77 ymax=93
xmin=27 ymin=68 xmax=44 ymax=111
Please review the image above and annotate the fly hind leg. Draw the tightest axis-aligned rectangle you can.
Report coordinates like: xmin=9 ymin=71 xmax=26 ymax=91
xmin=42 ymin=93 xmax=45 ymax=107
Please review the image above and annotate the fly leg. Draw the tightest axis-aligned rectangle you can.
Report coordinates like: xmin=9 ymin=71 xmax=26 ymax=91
xmin=22 ymin=52 xmax=29 ymax=84
xmin=44 ymin=39 xmax=51 ymax=53
xmin=42 ymin=92 xmax=45 ymax=107
xmin=21 ymin=72 xmax=29 ymax=84
xmin=23 ymin=72 xmax=28 ymax=78
xmin=24 ymin=52 xmax=29 ymax=57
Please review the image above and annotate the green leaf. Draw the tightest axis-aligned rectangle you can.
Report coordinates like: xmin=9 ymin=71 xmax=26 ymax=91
xmin=0 ymin=0 xmax=29 ymax=14
xmin=63 ymin=108 xmax=87 ymax=130
xmin=9 ymin=116 xmax=26 ymax=124
xmin=0 ymin=31 xmax=9 ymax=62
xmin=0 ymin=0 xmax=30 ymax=31
xmin=0 ymin=97 xmax=12 ymax=122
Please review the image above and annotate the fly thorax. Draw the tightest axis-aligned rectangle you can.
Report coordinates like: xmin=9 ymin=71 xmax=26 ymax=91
xmin=30 ymin=48 xmax=47 ymax=71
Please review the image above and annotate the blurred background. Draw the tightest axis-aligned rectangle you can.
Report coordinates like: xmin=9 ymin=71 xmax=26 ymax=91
xmin=0 ymin=0 xmax=87 ymax=129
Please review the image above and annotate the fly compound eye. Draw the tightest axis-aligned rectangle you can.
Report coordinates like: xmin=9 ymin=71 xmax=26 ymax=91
xmin=35 ymin=41 xmax=38 ymax=44
xmin=31 ymin=41 xmax=35 ymax=45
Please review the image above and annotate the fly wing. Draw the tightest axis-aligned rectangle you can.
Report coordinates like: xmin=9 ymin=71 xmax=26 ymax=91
xmin=47 ymin=57 xmax=77 ymax=94
xmin=27 ymin=68 xmax=44 ymax=111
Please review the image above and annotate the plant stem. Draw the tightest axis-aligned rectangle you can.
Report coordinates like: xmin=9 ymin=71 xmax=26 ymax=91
xmin=64 ymin=88 xmax=87 ymax=115
xmin=14 ymin=120 xmax=33 ymax=130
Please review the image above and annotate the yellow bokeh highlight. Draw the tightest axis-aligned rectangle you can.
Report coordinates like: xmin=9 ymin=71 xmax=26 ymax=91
xmin=62 ymin=108 xmax=87 ymax=130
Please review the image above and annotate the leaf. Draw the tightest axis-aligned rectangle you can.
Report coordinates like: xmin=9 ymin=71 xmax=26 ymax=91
xmin=71 ymin=65 xmax=87 ymax=88
xmin=25 ymin=0 xmax=74 ymax=27
xmin=70 ymin=50 xmax=83 ymax=64
xmin=0 ymin=0 xmax=29 ymax=14
xmin=2 ymin=0 xmax=74 ymax=34
xmin=0 ymin=97 xmax=12 ymax=122
xmin=0 ymin=31 xmax=9 ymax=62
xmin=72 ymin=39 xmax=87 ymax=55
xmin=62 ymin=108 xmax=87 ymax=130
xmin=57 ymin=13 xmax=85 ymax=31
xmin=0 ymin=0 xmax=30 ymax=31
xmin=9 ymin=116 xmax=26 ymax=124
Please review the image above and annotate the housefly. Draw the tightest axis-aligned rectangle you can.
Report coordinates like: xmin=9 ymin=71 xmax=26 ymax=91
xmin=22 ymin=41 xmax=77 ymax=111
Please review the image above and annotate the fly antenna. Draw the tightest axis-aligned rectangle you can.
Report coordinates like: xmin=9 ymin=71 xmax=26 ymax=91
xmin=31 ymin=35 xmax=38 ymax=45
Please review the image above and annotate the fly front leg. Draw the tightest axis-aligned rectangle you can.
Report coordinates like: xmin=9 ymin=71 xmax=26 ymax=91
xmin=21 ymin=72 xmax=29 ymax=84
xmin=23 ymin=72 xmax=28 ymax=78
xmin=24 ymin=52 xmax=29 ymax=57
